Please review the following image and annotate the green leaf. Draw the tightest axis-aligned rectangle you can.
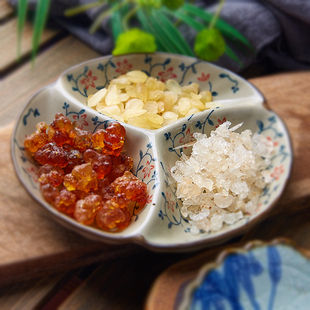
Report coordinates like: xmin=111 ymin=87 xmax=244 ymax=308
xmin=149 ymin=12 xmax=181 ymax=54
xmin=64 ymin=1 xmax=104 ymax=17
xmin=136 ymin=9 xmax=167 ymax=52
xmin=31 ymin=0 xmax=50 ymax=64
xmin=17 ymin=0 xmax=28 ymax=61
xmin=110 ymin=6 xmax=123 ymax=41
xmin=162 ymin=7 xmax=204 ymax=32
xmin=89 ymin=1 xmax=127 ymax=34
xmin=162 ymin=0 xmax=184 ymax=10
xmin=182 ymin=3 xmax=252 ymax=48
xmin=154 ymin=10 xmax=194 ymax=56
xmin=225 ymin=44 xmax=243 ymax=67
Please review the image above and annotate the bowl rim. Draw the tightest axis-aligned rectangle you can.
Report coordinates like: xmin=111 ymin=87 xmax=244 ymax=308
xmin=176 ymin=237 xmax=310 ymax=309
xmin=11 ymin=53 xmax=294 ymax=252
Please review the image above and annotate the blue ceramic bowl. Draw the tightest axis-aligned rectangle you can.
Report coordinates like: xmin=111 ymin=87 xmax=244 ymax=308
xmin=178 ymin=239 xmax=310 ymax=309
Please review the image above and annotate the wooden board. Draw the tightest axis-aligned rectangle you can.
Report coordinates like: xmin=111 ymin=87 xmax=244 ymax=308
xmin=0 ymin=19 xmax=62 ymax=74
xmin=145 ymin=71 xmax=310 ymax=310
xmin=0 ymin=273 xmax=66 ymax=310
xmin=0 ymin=0 xmax=14 ymax=21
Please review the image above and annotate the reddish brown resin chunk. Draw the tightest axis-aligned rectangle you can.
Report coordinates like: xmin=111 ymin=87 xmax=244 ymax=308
xmin=26 ymin=114 xmax=147 ymax=232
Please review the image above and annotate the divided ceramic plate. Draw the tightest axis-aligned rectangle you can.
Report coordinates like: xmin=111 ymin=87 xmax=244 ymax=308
xmin=11 ymin=53 xmax=293 ymax=252
xmin=177 ymin=239 xmax=310 ymax=309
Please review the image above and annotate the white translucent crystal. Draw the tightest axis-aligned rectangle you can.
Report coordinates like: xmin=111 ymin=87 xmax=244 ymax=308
xmin=223 ymin=211 xmax=243 ymax=224
xmin=214 ymin=193 xmax=234 ymax=208
xmin=210 ymin=214 xmax=223 ymax=231
xmin=171 ymin=121 xmax=275 ymax=233
xmin=190 ymin=225 xmax=200 ymax=235
xmin=245 ymin=201 xmax=258 ymax=213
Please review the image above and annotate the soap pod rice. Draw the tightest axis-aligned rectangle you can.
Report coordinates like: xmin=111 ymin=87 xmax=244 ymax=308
xmin=87 ymin=70 xmax=217 ymax=130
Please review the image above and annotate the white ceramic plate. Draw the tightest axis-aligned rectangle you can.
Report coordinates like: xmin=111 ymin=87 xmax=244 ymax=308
xmin=11 ymin=53 xmax=293 ymax=252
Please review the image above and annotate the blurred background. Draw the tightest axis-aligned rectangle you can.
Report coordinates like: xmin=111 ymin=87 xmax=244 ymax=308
xmin=4 ymin=0 xmax=310 ymax=77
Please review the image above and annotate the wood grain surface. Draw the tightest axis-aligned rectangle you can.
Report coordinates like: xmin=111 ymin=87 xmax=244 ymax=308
xmin=0 ymin=18 xmax=61 ymax=74
xmin=0 ymin=0 xmax=13 ymax=21
xmin=0 ymin=273 xmax=65 ymax=310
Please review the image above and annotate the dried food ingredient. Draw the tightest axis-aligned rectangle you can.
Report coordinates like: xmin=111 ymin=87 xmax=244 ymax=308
xmin=87 ymin=70 xmax=220 ymax=129
xmin=171 ymin=121 xmax=274 ymax=234
xmin=24 ymin=114 xmax=148 ymax=232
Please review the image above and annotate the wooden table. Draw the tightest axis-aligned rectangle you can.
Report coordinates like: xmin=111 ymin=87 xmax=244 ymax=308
xmin=1 ymin=1 xmax=310 ymax=308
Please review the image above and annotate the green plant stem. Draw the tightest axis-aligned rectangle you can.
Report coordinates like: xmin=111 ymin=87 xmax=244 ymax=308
xmin=89 ymin=0 xmax=130 ymax=34
xmin=155 ymin=10 xmax=194 ymax=56
xmin=64 ymin=1 xmax=106 ymax=17
xmin=17 ymin=0 xmax=27 ymax=61
xmin=136 ymin=8 xmax=166 ymax=51
xmin=209 ymin=0 xmax=225 ymax=29
xmin=31 ymin=0 xmax=50 ymax=67
xmin=122 ymin=5 xmax=140 ymax=31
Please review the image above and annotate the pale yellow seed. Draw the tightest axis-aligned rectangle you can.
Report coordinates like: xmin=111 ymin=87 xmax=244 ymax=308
xmin=110 ymin=76 xmax=130 ymax=89
xmin=148 ymin=90 xmax=164 ymax=101
xmin=162 ymin=111 xmax=178 ymax=126
xmin=118 ymin=103 xmax=125 ymax=113
xmin=145 ymin=112 xmax=163 ymax=125
xmin=166 ymin=79 xmax=182 ymax=94
xmin=200 ymin=90 xmax=212 ymax=103
xmin=145 ymin=77 xmax=158 ymax=90
xmin=144 ymin=101 xmax=159 ymax=114
xmin=122 ymin=108 xmax=147 ymax=121
xmin=87 ymin=88 xmax=107 ymax=108
xmin=97 ymin=105 xmax=121 ymax=116
xmin=127 ymin=116 xmax=152 ymax=129
xmin=162 ymin=91 xmax=178 ymax=111
xmin=172 ymin=104 xmax=181 ymax=116
xmin=191 ymin=99 xmax=206 ymax=110
xmin=185 ymin=108 xmax=200 ymax=117
xmin=119 ymin=92 xmax=130 ymax=102
xmin=96 ymin=100 xmax=107 ymax=109
xmin=125 ymin=85 xmax=137 ymax=98
xmin=125 ymin=98 xmax=144 ymax=110
xmin=126 ymin=70 xmax=148 ymax=83
xmin=136 ymin=82 xmax=148 ymax=102
xmin=190 ymin=92 xmax=202 ymax=100
xmin=156 ymin=80 xmax=166 ymax=91
xmin=180 ymin=92 xmax=191 ymax=99
xmin=178 ymin=97 xmax=191 ymax=115
xmin=105 ymin=85 xmax=120 ymax=106
xmin=157 ymin=101 xmax=165 ymax=113
xmin=181 ymin=83 xmax=199 ymax=94
xmin=112 ymin=115 xmax=124 ymax=122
